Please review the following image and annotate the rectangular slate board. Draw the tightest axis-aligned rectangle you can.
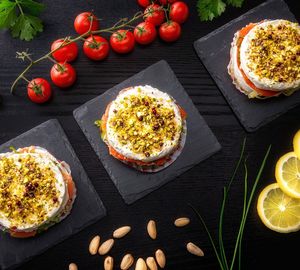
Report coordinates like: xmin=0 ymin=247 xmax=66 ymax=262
xmin=0 ymin=119 xmax=106 ymax=270
xmin=194 ymin=0 xmax=300 ymax=132
xmin=73 ymin=60 xmax=221 ymax=204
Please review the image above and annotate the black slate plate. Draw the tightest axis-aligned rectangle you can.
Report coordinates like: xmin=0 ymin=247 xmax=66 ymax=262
xmin=0 ymin=119 xmax=106 ymax=270
xmin=73 ymin=60 xmax=221 ymax=204
xmin=194 ymin=0 xmax=300 ymax=132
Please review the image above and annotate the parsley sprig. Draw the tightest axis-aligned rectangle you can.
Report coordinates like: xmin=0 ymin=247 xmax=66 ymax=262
xmin=197 ymin=0 xmax=244 ymax=21
xmin=0 ymin=0 xmax=45 ymax=41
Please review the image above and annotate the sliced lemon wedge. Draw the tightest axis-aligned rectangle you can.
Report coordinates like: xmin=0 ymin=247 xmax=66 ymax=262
xmin=275 ymin=152 xmax=300 ymax=199
xmin=293 ymin=130 xmax=300 ymax=159
xmin=257 ymin=183 xmax=300 ymax=233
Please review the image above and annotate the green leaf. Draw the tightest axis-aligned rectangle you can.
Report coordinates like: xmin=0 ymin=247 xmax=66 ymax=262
xmin=18 ymin=0 xmax=45 ymax=16
xmin=197 ymin=0 xmax=226 ymax=21
xmin=226 ymin=0 xmax=244 ymax=8
xmin=11 ymin=13 xmax=43 ymax=41
xmin=0 ymin=0 xmax=17 ymax=28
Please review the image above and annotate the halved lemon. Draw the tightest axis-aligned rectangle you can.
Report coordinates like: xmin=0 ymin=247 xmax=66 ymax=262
xmin=275 ymin=152 xmax=300 ymax=199
xmin=257 ymin=183 xmax=300 ymax=233
xmin=293 ymin=130 xmax=300 ymax=159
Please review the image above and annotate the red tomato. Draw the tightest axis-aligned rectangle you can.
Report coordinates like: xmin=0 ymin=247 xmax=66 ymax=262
xmin=51 ymin=39 xmax=78 ymax=62
xmin=169 ymin=1 xmax=189 ymax=24
xmin=159 ymin=20 xmax=181 ymax=42
xmin=144 ymin=4 xmax=165 ymax=26
xmin=83 ymin=35 xmax=110 ymax=61
xmin=137 ymin=0 xmax=151 ymax=8
xmin=50 ymin=63 xmax=76 ymax=88
xmin=110 ymin=30 xmax=135 ymax=54
xmin=134 ymin=22 xmax=157 ymax=45
xmin=74 ymin=12 xmax=99 ymax=35
xmin=159 ymin=0 xmax=177 ymax=5
xmin=27 ymin=78 xmax=52 ymax=104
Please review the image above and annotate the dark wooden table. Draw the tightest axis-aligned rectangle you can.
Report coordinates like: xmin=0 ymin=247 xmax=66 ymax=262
xmin=1 ymin=0 xmax=300 ymax=269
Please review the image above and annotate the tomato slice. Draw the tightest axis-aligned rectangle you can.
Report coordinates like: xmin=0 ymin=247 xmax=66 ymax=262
xmin=10 ymin=230 xmax=37 ymax=238
xmin=61 ymin=171 xmax=76 ymax=199
xmin=177 ymin=105 xmax=187 ymax=120
xmin=236 ymin=23 xmax=280 ymax=98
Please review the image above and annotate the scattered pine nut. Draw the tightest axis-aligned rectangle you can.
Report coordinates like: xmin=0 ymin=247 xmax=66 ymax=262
xmin=135 ymin=258 xmax=147 ymax=270
xmin=113 ymin=226 xmax=131 ymax=239
xmin=155 ymin=249 xmax=166 ymax=268
xmin=69 ymin=263 xmax=78 ymax=270
xmin=147 ymin=220 xmax=157 ymax=240
xmin=120 ymin=253 xmax=134 ymax=270
xmin=174 ymin=217 xmax=190 ymax=227
xmin=98 ymin=239 xmax=114 ymax=255
xmin=146 ymin=257 xmax=158 ymax=270
xmin=104 ymin=256 xmax=114 ymax=270
xmin=89 ymin=235 xmax=100 ymax=255
xmin=186 ymin=242 xmax=204 ymax=257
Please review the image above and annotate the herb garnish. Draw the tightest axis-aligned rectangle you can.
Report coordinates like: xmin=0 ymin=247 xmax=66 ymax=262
xmin=191 ymin=139 xmax=271 ymax=270
xmin=197 ymin=0 xmax=244 ymax=21
xmin=0 ymin=0 xmax=45 ymax=41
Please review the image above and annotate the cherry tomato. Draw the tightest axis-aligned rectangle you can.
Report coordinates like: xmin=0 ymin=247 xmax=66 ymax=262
xmin=144 ymin=4 xmax=165 ymax=26
xmin=110 ymin=30 xmax=135 ymax=54
xmin=159 ymin=0 xmax=177 ymax=5
xmin=27 ymin=78 xmax=52 ymax=104
xmin=50 ymin=62 xmax=76 ymax=88
xmin=159 ymin=20 xmax=181 ymax=42
xmin=137 ymin=0 xmax=151 ymax=8
xmin=74 ymin=12 xmax=99 ymax=35
xmin=83 ymin=35 xmax=110 ymax=61
xmin=51 ymin=39 xmax=78 ymax=62
xmin=134 ymin=22 xmax=157 ymax=45
xmin=169 ymin=1 xmax=189 ymax=24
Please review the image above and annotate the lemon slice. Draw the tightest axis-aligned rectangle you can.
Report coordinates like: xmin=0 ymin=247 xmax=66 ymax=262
xmin=257 ymin=183 xmax=300 ymax=233
xmin=275 ymin=152 xmax=300 ymax=198
xmin=293 ymin=130 xmax=300 ymax=159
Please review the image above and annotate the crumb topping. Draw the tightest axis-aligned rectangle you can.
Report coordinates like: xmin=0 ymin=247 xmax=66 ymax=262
xmin=246 ymin=21 xmax=300 ymax=83
xmin=0 ymin=155 xmax=61 ymax=228
xmin=109 ymin=92 xmax=181 ymax=157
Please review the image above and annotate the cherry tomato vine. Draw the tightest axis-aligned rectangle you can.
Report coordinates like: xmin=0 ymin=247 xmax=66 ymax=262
xmin=10 ymin=1 xmax=189 ymax=104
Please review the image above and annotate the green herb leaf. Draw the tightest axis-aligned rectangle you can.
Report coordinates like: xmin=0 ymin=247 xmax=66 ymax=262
xmin=94 ymin=120 xmax=102 ymax=127
xmin=11 ymin=13 xmax=43 ymax=41
xmin=0 ymin=0 xmax=17 ymax=28
xmin=226 ymin=0 xmax=244 ymax=8
xmin=0 ymin=0 xmax=45 ymax=41
xmin=18 ymin=0 xmax=45 ymax=16
xmin=197 ymin=0 xmax=226 ymax=21
xmin=9 ymin=146 xmax=17 ymax=152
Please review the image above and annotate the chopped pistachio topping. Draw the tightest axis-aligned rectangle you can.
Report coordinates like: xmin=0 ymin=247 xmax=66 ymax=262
xmin=109 ymin=94 xmax=181 ymax=157
xmin=246 ymin=21 xmax=300 ymax=83
xmin=0 ymin=155 xmax=60 ymax=228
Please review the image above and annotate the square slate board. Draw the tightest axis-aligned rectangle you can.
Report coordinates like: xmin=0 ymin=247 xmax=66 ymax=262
xmin=73 ymin=60 xmax=221 ymax=204
xmin=194 ymin=0 xmax=300 ymax=132
xmin=0 ymin=119 xmax=106 ymax=270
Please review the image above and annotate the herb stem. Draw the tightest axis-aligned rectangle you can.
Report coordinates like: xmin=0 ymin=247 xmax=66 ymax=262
xmin=15 ymin=0 xmax=24 ymax=15
xmin=229 ymin=145 xmax=271 ymax=270
xmin=10 ymin=11 xmax=145 ymax=94
xmin=218 ymin=138 xmax=246 ymax=270
xmin=190 ymin=205 xmax=226 ymax=270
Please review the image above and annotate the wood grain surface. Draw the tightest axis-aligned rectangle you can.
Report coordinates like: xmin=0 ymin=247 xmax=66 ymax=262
xmin=0 ymin=0 xmax=299 ymax=269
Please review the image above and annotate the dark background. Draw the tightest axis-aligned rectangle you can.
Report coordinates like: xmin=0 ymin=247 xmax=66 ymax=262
xmin=0 ymin=0 xmax=299 ymax=269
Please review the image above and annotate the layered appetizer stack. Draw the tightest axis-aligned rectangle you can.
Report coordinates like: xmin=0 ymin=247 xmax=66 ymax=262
xmin=228 ymin=19 xmax=300 ymax=98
